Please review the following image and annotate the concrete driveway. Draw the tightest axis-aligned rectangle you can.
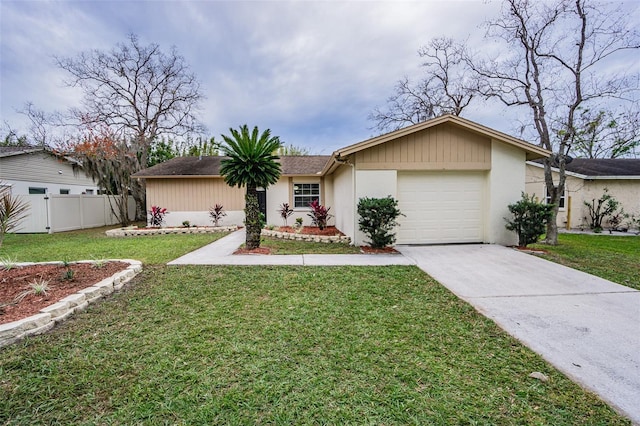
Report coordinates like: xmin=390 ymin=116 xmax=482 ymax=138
xmin=398 ymin=244 xmax=640 ymax=424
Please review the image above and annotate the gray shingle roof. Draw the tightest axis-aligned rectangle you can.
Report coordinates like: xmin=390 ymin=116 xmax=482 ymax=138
xmin=0 ymin=146 xmax=43 ymax=157
xmin=133 ymin=155 xmax=331 ymax=178
xmin=565 ymin=158 xmax=640 ymax=177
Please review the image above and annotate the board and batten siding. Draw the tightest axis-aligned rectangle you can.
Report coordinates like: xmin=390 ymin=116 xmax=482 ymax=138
xmin=355 ymin=123 xmax=491 ymax=170
xmin=0 ymin=152 xmax=96 ymax=187
xmin=146 ymin=178 xmax=245 ymax=211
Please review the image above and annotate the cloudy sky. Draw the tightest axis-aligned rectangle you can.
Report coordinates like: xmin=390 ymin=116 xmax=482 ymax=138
xmin=1 ymin=0 xmax=638 ymax=154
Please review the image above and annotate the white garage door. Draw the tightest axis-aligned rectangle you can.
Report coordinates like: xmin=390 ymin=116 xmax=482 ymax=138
xmin=397 ymin=172 xmax=484 ymax=244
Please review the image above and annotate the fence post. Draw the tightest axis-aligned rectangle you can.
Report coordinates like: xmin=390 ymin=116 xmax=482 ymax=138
xmin=45 ymin=194 xmax=53 ymax=234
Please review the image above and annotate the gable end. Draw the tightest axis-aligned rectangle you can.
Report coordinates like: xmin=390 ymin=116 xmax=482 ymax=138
xmin=355 ymin=123 xmax=491 ymax=171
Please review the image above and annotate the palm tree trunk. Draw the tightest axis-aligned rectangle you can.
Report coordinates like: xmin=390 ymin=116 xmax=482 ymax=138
xmin=245 ymin=186 xmax=262 ymax=249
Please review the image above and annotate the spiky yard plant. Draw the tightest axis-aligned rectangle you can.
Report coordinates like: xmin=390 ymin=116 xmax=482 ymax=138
xmin=0 ymin=256 xmax=19 ymax=271
xmin=14 ymin=278 xmax=50 ymax=304
xmin=209 ymin=204 xmax=227 ymax=227
xmin=0 ymin=184 xmax=30 ymax=248
xmin=278 ymin=203 xmax=294 ymax=226
xmin=220 ymin=125 xmax=282 ymax=249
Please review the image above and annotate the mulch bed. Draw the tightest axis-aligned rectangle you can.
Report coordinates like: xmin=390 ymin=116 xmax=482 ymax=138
xmin=360 ymin=246 xmax=400 ymax=254
xmin=0 ymin=262 xmax=129 ymax=324
xmin=274 ymin=226 xmax=345 ymax=236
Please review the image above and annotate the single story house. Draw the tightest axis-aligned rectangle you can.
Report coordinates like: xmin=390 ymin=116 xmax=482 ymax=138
xmin=0 ymin=146 xmax=99 ymax=195
xmin=134 ymin=115 xmax=550 ymax=246
xmin=525 ymin=159 xmax=640 ymax=230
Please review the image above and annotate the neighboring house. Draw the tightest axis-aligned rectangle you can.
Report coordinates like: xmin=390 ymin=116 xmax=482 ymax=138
xmin=134 ymin=115 xmax=550 ymax=246
xmin=0 ymin=146 xmax=99 ymax=195
xmin=526 ymin=159 xmax=640 ymax=230
xmin=0 ymin=146 xmax=128 ymax=234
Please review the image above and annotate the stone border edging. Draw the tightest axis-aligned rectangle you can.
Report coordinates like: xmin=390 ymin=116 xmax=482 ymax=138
xmin=106 ymin=225 xmax=237 ymax=237
xmin=0 ymin=259 xmax=143 ymax=349
xmin=262 ymin=229 xmax=351 ymax=244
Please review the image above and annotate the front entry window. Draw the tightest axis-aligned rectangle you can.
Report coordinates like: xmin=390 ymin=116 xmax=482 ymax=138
xmin=293 ymin=183 xmax=320 ymax=208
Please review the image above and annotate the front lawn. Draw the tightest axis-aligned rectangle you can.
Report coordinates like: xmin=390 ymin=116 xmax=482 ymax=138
xmin=0 ymin=266 xmax=628 ymax=424
xmin=531 ymin=233 xmax=640 ymax=290
xmin=258 ymin=236 xmax=362 ymax=254
xmin=0 ymin=226 xmax=230 ymax=265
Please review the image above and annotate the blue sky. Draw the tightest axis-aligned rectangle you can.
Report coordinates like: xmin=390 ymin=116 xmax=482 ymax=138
xmin=1 ymin=0 xmax=638 ymax=154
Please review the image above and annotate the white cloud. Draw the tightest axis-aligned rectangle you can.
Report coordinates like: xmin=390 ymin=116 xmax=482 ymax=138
xmin=1 ymin=0 xmax=637 ymax=153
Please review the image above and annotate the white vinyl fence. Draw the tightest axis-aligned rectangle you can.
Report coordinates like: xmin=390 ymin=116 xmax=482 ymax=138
xmin=16 ymin=194 xmax=136 ymax=234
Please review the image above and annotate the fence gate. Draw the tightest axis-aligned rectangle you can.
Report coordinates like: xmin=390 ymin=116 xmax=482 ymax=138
xmin=16 ymin=194 xmax=49 ymax=233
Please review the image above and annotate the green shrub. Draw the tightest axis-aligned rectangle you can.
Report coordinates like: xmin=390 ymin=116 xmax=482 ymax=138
xmin=584 ymin=188 xmax=622 ymax=232
xmin=505 ymin=193 xmax=554 ymax=247
xmin=357 ymin=196 xmax=403 ymax=248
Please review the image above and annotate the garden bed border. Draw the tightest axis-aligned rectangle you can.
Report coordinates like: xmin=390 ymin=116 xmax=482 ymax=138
xmin=0 ymin=259 xmax=142 ymax=348
xmin=106 ymin=225 xmax=237 ymax=237
xmin=262 ymin=229 xmax=351 ymax=244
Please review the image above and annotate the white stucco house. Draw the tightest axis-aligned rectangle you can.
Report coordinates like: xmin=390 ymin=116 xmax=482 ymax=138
xmin=134 ymin=115 xmax=550 ymax=246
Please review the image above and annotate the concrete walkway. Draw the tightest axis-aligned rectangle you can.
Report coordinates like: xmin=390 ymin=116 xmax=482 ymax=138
xmin=169 ymin=229 xmax=640 ymax=423
xmin=398 ymin=244 xmax=640 ymax=424
xmin=168 ymin=228 xmax=414 ymax=266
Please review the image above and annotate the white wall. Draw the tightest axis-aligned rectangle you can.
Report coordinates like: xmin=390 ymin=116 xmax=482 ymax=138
xmin=331 ymin=163 xmax=355 ymax=242
xmin=354 ymin=170 xmax=398 ymax=246
xmin=288 ymin=176 xmax=328 ymax=227
xmin=161 ymin=210 xmax=245 ymax=228
xmin=265 ymin=179 xmax=290 ymax=226
xmin=486 ymin=140 xmax=525 ymax=245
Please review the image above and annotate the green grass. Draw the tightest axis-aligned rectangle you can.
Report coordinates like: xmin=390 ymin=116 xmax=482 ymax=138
xmin=0 ymin=227 xmax=230 ymax=265
xmin=531 ymin=233 xmax=640 ymax=290
xmin=259 ymin=236 xmax=362 ymax=254
xmin=0 ymin=266 xmax=628 ymax=424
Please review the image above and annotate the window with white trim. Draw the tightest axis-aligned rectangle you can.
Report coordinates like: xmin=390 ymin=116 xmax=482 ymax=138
xmin=545 ymin=187 xmax=566 ymax=209
xmin=293 ymin=183 xmax=320 ymax=208
xmin=60 ymin=189 xmax=70 ymax=195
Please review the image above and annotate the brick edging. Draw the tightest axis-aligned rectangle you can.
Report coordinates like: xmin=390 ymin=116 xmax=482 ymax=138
xmin=262 ymin=229 xmax=351 ymax=244
xmin=0 ymin=260 xmax=143 ymax=349
xmin=106 ymin=226 xmax=237 ymax=237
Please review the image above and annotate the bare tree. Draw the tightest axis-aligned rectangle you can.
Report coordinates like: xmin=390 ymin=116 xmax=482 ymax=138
xmin=55 ymin=34 xmax=205 ymax=219
xmin=369 ymin=37 xmax=475 ymax=133
xmin=0 ymin=122 xmax=29 ymax=147
xmin=18 ymin=102 xmax=50 ymax=147
xmin=470 ymin=0 xmax=639 ymax=244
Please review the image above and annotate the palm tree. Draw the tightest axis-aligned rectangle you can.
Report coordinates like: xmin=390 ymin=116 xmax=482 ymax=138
xmin=220 ymin=125 xmax=282 ymax=249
